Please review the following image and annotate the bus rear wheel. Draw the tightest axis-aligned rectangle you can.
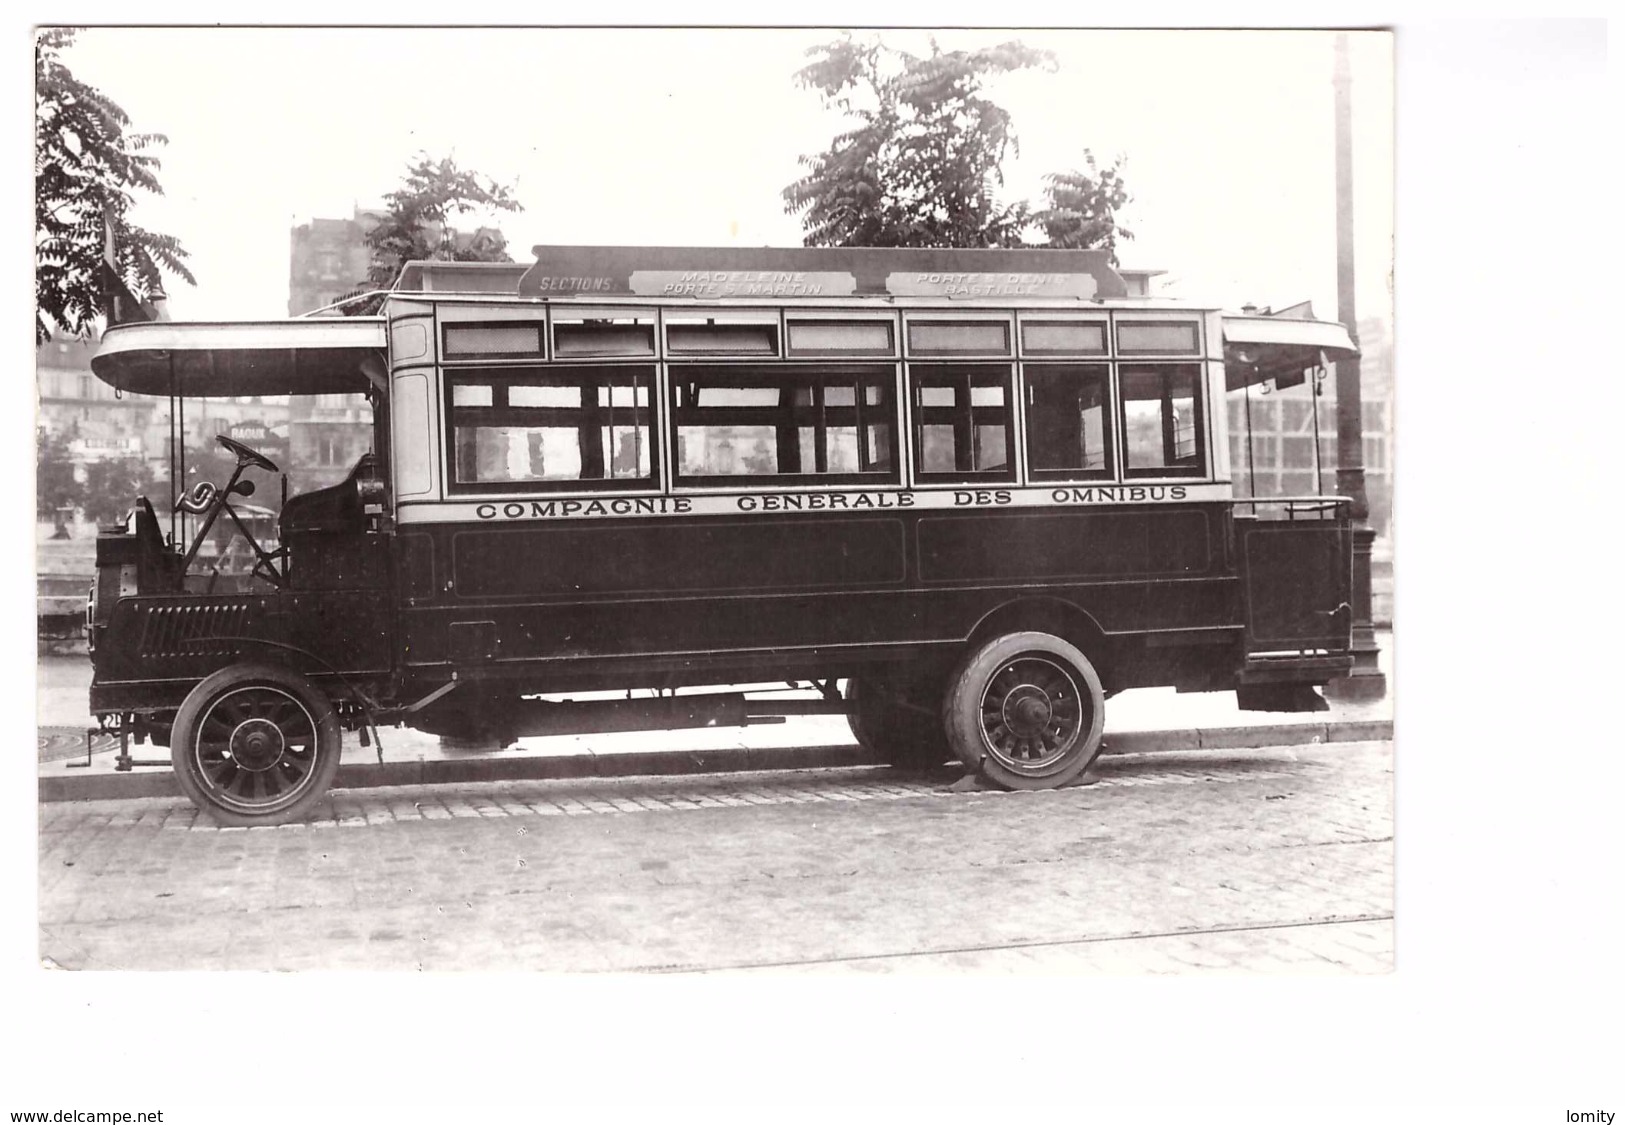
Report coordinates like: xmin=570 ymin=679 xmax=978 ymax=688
xmin=170 ymin=663 xmax=342 ymax=827
xmin=944 ymin=632 xmax=1106 ymax=791
xmin=846 ymin=676 xmax=949 ymax=772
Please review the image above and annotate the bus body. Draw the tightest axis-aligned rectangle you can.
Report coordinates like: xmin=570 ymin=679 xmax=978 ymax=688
xmin=87 ymin=245 xmax=1357 ymax=824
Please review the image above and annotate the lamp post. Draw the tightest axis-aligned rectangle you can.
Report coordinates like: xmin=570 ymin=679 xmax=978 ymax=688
xmin=1325 ymin=32 xmax=1388 ymax=702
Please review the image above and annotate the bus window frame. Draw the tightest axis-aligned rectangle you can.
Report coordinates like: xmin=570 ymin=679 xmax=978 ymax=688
xmin=906 ymin=360 xmax=1018 ymax=486
xmin=1016 ymin=313 xmax=1111 ymax=359
xmin=442 ymin=362 xmax=662 ymax=495
xmin=903 ymin=311 xmax=1015 ymax=360
xmin=784 ymin=311 xmax=900 ymax=359
xmin=1022 ymin=361 xmax=1117 ymax=483
xmin=550 ymin=305 xmax=660 ymax=360
xmin=1117 ymin=362 xmax=1208 ymax=479
xmin=435 ymin=301 xmax=552 ymax=364
xmin=665 ymin=360 xmax=902 ymax=491
xmin=662 ymin=308 xmax=783 ymax=359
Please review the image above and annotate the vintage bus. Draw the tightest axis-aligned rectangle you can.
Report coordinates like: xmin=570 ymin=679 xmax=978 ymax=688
xmin=86 ymin=245 xmax=1358 ymax=825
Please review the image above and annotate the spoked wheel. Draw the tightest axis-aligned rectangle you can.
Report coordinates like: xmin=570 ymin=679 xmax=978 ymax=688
xmin=944 ymin=631 xmax=1106 ymax=790
xmin=171 ymin=663 xmax=341 ymax=826
xmin=846 ymin=676 xmax=950 ymax=771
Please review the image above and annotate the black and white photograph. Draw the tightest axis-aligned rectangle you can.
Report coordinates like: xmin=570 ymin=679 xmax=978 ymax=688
xmin=13 ymin=15 xmax=1614 ymax=1123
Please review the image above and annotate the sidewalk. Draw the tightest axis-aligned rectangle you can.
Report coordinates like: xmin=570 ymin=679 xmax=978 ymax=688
xmin=37 ymin=634 xmax=1392 ymax=802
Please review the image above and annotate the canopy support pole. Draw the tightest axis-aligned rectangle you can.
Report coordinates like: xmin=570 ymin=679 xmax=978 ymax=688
xmin=167 ymin=354 xmax=178 ymax=545
xmin=1324 ymin=32 xmax=1386 ymax=702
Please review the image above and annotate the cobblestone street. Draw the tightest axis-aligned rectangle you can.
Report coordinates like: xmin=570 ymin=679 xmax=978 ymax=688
xmin=38 ymin=739 xmax=1393 ymax=972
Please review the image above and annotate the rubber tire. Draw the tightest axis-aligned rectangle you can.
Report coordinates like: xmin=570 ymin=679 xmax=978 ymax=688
xmin=170 ymin=663 xmax=342 ymax=827
xmin=943 ymin=631 xmax=1106 ymax=791
xmin=846 ymin=676 xmax=950 ymax=771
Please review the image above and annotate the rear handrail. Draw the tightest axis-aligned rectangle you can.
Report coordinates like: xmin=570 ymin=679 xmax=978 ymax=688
xmin=1229 ymin=495 xmax=1352 ymax=521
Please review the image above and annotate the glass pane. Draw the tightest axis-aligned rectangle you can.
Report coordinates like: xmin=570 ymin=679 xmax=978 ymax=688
xmin=554 ymin=322 xmax=655 ymax=357
xmin=444 ymin=325 xmax=542 ymax=356
xmin=677 ymin=426 xmax=778 ymax=475
xmin=1117 ymin=322 xmax=1199 ymax=354
xmin=1023 ymin=321 xmax=1106 ymax=355
xmin=867 ymin=425 xmax=891 ymax=468
xmin=974 ymin=425 xmax=1008 ymax=470
xmin=449 ymin=367 xmax=655 ymax=487
xmin=1121 ymin=365 xmax=1203 ymax=474
xmin=670 ymin=365 xmax=894 ymax=480
xmin=598 ymin=383 xmax=649 ymax=408
xmin=668 ymin=323 xmax=778 ymax=355
xmin=920 ymin=426 xmax=957 ymax=472
xmin=788 ymin=321 xmax=892 ymax=354
xmin=1026 ymin=365 xmax=1112 ymax=475
xmin=702 ymin=386 xmax=780 ymax=407
xmin=908 ymin=322 xmax=1009 ymax=354
xmin=827 ymin=427 xmax=861 ymax=473
xmin=908 ymin=364 xmax=1013 ymax=478
xmin=456 ymin=426 xmax=583 ymax=482
xmin=510 ymin=385 xmax=578 ymax=408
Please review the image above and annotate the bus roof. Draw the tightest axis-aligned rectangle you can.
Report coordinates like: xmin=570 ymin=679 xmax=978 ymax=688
xmin=514 ymin=244 xmax=1130 ymax=301
xmin=1222 ymin=312 xmax=1359 ymax=388
xmin=91 ymin=318 xmax=384 ymax=397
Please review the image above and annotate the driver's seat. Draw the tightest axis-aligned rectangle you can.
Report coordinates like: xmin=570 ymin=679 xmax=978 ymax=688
xmin=279 ymin=453 xmax=376 ymax=536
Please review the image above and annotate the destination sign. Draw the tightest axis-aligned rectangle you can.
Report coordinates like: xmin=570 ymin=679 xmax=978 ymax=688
xmin=888 ymin=272 xmax=1099 ymax=299
xmin=631 ymin=270 xmax=857 ymax=298
xmin=398 ymin=483 xmax=1229 ymax=526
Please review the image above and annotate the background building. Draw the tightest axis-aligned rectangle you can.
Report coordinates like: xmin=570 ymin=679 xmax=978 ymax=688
xmin=286 ymin=208 xmax=384 ymax=493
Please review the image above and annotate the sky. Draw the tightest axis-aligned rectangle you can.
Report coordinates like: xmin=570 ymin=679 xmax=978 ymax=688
xmin=58 ymin=26 xmax=1394 ymax=325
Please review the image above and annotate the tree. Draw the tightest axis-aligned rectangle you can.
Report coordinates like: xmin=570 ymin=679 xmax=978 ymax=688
xmin=362 ymin=153 xmax=524 ymax=289
xmin=783 ymin=34 xmax=1132 ymax=260
xmin=35 ymin=28 xmax=194 ymax=344
xmin=37 ymin=426 xmax=79 ymax=524
xmin=80 ymin=455 xmax=162 ymax=527
xmin=1033 ymin=154 xmax=1135 ymax=264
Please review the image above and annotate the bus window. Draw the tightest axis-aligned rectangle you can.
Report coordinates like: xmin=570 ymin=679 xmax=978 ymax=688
xmin=666 ymin=315 xmax=780 ymax=357
xmin=448 ymin=366 xmax=656 ymax=490
xmin=786 ymin=319 xmax=895 ymax=357
xmin=553 ymin=313 xmax=657 ymax=358
xmin=671 ymin=365 xmax=896 ymax=485
xmin=1025 ymin=364 xmax=1114 ymax=479
xmin=910 ymin=365 xmax=1014 ymax=482
xmin=1120 ymin=364 xmax=1205 ymax=477
xmin=1116 ymin=320 xmax=1200 ymax=356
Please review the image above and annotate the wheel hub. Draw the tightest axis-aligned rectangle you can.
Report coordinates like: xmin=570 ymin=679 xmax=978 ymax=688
xmin=228 ymin=718 xmax=286 ymax=772
xmin=1002 ymin=684 xmax=1055 ymax=736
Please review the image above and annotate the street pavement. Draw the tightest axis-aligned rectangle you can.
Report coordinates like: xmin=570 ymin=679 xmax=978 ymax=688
xmin=38 ymin=738 xmax=1393 ymax=973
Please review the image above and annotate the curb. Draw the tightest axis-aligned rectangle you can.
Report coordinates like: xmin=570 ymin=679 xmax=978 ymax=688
xmin=37 ymin=719 xmax=1393 ymax=804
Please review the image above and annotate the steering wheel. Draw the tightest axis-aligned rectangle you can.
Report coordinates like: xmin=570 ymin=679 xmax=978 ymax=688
xmin=216 ymin=434 xmax=279 ymax=473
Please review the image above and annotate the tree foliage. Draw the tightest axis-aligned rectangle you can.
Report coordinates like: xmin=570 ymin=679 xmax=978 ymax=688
xmin=783 ymin=34 xmax=1132 ymax=260
xmin=80 ymin=455 xmax=162 ymax=527
xmin=362 ymin=153 xmax=525 ymax=289
xmin=1033 ymin=154 xmax=1134 ymax=263
xmin=35 ymin=28 xmax=194 ymax=344
xmin=36 ymin=427 xmax=78 ymax=519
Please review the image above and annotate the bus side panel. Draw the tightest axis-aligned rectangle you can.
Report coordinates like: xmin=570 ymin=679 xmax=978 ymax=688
xmin=395 ymin=505 xmax=1238 ymax=675
xmin=449 ymin=517 xmax=907 ymax=597
xmin=915 ymin=507 xmax=1213 ymax=582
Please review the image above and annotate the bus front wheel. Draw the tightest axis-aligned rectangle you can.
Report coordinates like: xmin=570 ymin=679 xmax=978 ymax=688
xmin=944 ymin=632 xmax=1106 ymax=790
xmin=170 ymin=663 xmax=342 ymax=826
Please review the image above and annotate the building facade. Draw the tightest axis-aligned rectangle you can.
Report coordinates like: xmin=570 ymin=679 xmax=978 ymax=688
xmin=286 ymin=209 xmax=384 ymax=493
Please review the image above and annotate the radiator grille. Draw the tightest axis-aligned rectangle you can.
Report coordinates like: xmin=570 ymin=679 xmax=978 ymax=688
xmin=136 ymin=601 xmax=254 ymax=659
